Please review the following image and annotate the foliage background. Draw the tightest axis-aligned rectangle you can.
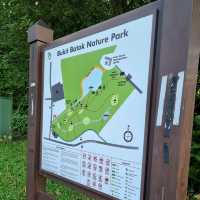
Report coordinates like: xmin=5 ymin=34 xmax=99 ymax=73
xmin=0 ymin=0 xmax=199 ymax=198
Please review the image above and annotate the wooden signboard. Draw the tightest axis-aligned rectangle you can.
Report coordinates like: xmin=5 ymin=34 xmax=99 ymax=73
xmin=27 ymin=0 xmax=200 ymax=200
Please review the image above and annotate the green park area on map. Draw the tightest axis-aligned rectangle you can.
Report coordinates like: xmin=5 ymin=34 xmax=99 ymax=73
xmin=51 ymin=45 xmax=134 ymax=141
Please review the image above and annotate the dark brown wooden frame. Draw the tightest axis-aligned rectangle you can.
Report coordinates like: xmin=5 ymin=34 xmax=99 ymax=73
xmin=27 ymin=0 xmax=200 ymax=200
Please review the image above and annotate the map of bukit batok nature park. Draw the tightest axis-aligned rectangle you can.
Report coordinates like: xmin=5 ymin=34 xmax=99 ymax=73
xmin=49 ymin=45 xmax=140 ymax=143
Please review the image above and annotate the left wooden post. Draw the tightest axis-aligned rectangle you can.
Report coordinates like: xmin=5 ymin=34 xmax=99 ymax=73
xmin=27 ymin=20 xmax=54 ymax=200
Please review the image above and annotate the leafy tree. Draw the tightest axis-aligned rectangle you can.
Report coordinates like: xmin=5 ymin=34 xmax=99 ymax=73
xmin=188 ymin=63 xmax=200 ymax=197
xmin=0 ymin=0 xmax=153 ymax=135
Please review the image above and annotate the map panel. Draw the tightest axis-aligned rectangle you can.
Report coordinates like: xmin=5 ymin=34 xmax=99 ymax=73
xmin=41 ymin=14 xmax=154 ymax=200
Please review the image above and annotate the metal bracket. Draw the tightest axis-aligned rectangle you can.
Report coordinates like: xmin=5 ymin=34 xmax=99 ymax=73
xmin=163 ymin=74 xmax=179 ymax=137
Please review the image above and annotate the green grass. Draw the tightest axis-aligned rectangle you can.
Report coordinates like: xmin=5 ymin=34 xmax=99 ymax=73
xmin=0 ymin=140 xmax=92 ymax=200
xmin=0 ymin=140 xmax=26 ymax=200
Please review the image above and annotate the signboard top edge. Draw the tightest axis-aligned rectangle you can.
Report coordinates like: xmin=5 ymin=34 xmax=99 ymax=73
xmin=43 ymin=0 xmax=159 ymax=51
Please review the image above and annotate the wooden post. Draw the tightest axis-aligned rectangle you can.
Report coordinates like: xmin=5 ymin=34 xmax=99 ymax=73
xmin=27 ymin=20 xmax=54 ymax=200
xmin=146 ymin=0 xmax=200 ymax=200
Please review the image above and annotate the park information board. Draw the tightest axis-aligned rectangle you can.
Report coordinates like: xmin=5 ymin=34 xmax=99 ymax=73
xmin=41 ymin=14 xmax=155 ymax=200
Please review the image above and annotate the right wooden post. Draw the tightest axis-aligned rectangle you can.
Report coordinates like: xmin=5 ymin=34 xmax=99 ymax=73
xmin=146 ymin=0 xmax=200 ymax=199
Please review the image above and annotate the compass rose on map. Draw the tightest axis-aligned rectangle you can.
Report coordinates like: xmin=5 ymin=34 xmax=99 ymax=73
xmin=123 ymin=125 xmax=133 ymax=143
